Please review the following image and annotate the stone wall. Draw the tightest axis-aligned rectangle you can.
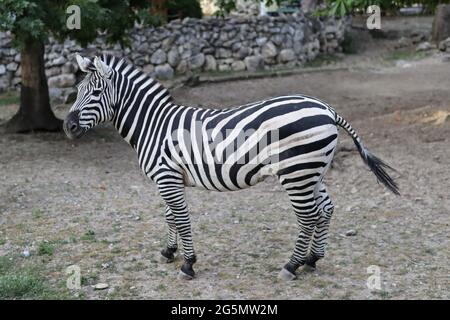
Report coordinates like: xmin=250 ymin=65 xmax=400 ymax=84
xmin=0 ymin=14 xmax=349 ymax=99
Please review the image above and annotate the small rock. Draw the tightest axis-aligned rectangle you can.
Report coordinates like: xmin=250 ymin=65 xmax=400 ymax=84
xmin=188 ymin=53 xmax=205 ymax=70
xmin=345 ymin=229 xmax=357 ymax=237
xmin=150 ymin=49 xmax=167 ymax=65
xmin=231 ymin=61 xmax=246 ymax=71
xmin=278 ymin=49 xmax=295 ymax=62
xmin=142 ymin=64 xmax=154 ymax=74
xmin=218 ymin=64 xmax=231 ymax=72
xmin=62 ymin=62 xmax=77 ymax=74
xmin=0 ymin=65 xmax=6 ymax=75
xmin=244 ymin=55 xmax=264 ymax=72
xmin=204 ymin=55 xmax=217 ymax=71
xmin=176 ymin=60 xmax=188 ymax=74
xmin=49 ymin=87 xmax=64 ymax=103
xmin=6 ymin=62 xmax=18 ymax=72
xmin=48 ymin=74 xmax=76 ymax=88
xmin=416 ymin=41 xmax=432 ymax=52
xmin=52 ymin=56 xmax=67 ymax=66
xmin=261 ymin=41 xmax=277 ymax=59
xmin=154 ymin=64 xmax=174 ymax=80
xmin=396 ymin=37 xmax=411 ymax=48
xmin=395 ymin=60 xmax=412 ymax=68
xmin=22 ymin=250 xmax=30 ymax=257
xmin=45 ymin=67 xmax=61 ymax=78
xmin=167 ymin=49 xmax=181 ymax=68
xmin=438 ymin=37 xmax=450 ymax=51
xmin=93 ymin=283 xmax=109 ymax=290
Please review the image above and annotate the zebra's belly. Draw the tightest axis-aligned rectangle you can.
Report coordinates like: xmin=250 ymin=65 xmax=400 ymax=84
xmin=181 ymin=132 xmax=337 ymax=192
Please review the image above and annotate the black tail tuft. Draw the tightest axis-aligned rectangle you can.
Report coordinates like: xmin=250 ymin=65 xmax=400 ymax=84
xmin=354 ymin=139 xmax=400 ymax=195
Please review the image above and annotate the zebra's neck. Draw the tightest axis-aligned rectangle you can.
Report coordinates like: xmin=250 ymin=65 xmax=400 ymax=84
xmin=111 ymin=62 xmax=174 ymax=149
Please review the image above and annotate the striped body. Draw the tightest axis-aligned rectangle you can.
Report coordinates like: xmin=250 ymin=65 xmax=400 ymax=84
xmin=120 ymin=96 xmax=338 ymax=191
xmin=65 ymin=55 xmax=398 ymax=280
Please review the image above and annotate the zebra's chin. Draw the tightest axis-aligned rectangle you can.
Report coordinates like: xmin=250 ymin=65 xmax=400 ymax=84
xmin=64 ymin=127 xmax=86 ymax=140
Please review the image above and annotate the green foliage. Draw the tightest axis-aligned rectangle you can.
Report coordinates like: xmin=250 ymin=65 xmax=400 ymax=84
xmin=0 ymin=255 xmax=67 ymax=299
xmin=383 ymin=49 xmax=429 ymax=61
xmin=0 ymin=0 xmax=155 ymax=48
xmin=37 ymin=242 xmax=54 ymax=256
xmin=0 ymin=273 xmax=46 ymax=299
xmin=215 ymin=0 xmax=237 ymax=16
xmin=215 ymin=0 xmax=281 ymax=16
xmin=320 ymin=0 xmax=450 ymax=17
xmin=80 ymin=229 xmax=96 ymax=242
xmin=166 ymin=0 xmax=203 ymax=19
xmin=0 ymin=91 xmax=20 ymax=106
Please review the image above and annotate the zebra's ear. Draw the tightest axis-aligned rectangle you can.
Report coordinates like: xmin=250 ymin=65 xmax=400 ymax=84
xmin=75 ymin=54 xmax=92 ymax=73
xmin=93 ymin=56 xmax=112 ymax=79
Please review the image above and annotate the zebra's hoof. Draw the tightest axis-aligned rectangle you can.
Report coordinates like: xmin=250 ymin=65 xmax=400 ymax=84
xmin=278 ymin=268 xmax=297 ymax=281
xmin=160 ymin=248 xmax=176 ymax=263
xmin=178 ymin=270 xmax=194 ymax=280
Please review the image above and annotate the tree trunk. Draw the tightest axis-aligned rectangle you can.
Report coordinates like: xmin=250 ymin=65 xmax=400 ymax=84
xmin=4 ymin=39 xmax=61 ymax=133
xmin=432 ymin=4 xmax=450 ymax=44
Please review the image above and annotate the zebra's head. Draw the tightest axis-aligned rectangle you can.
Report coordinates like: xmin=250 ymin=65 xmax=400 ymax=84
xmin=64 ymin=55 xmax=115 ymax=139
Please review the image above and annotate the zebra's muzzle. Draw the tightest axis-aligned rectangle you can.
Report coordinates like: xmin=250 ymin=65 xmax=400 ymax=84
xmin=63 ymin=110 xmax=85 ymax=139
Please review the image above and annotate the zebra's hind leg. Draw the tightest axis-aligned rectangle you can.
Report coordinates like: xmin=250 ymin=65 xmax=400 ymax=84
xmin=278 ymin=181 xmax=321 ymax=280
xmin=160 ymin=206 xmax=178 ymax=263
xmin=305 ymin=182 xmax=335 ymax=272
xmin=157 ymin=177 xmax=197 ymax=280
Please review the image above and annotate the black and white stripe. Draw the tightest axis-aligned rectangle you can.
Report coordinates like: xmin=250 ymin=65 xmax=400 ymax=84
xmin=64 ymin=55 xmax=399 ymax=280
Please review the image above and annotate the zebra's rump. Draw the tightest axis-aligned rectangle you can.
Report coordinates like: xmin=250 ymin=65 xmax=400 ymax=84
xmin=173 ymin=96 xmax=338 ymax=191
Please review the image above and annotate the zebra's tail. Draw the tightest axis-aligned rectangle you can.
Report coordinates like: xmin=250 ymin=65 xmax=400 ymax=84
xmin=335 ymin=114 xmax=400 ymax=195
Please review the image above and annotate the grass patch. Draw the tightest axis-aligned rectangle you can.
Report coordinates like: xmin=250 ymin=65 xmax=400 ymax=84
xmin=0 ymin=273 xmax=47 ymax=299
xmin=37 ymin=242 xmax=54 ymax=256
xmin=80 ymin=230 xmax=96 ymax=242
xmin=32 ymin=209 xmax=44 ymax=219
xmin=384 ymin=49 xmax=429 ymax=61
xmin=0 ymin=255 xmax=70 ymax=299
xmin=0 ymin=91 xmax=19 ymax=107
xmin=371 ymin=290 xmax=391 ymax=300
xmin=81 ymin=271 xmax=99 ymax=286
xmin=156 ymin=284 xmax=167 ymax=292
xmin=0 ymin=256 xmax=15 ymax=274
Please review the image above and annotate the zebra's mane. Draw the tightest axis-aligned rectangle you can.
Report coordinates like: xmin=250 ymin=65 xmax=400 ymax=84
xmin=98 ymin=54 xmax=173 ymax=102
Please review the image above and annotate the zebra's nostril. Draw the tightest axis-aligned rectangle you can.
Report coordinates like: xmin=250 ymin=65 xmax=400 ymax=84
xmin=70 ymin=123 xmax=78 ymax=132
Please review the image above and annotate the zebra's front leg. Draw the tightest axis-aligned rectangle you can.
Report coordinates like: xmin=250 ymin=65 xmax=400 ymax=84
xmin=160 ymin=206 xmax=178 ymax=263
xmin=158 ymin=180 xmax=196 ymax=280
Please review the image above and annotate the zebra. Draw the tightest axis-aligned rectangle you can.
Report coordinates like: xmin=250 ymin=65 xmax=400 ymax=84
xmin=64 ymin=54 xmax=399 ymax=281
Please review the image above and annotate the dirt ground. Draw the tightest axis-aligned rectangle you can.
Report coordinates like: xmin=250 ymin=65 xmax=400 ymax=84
xmin=0 ymin=17 xmax=449 ymax=299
